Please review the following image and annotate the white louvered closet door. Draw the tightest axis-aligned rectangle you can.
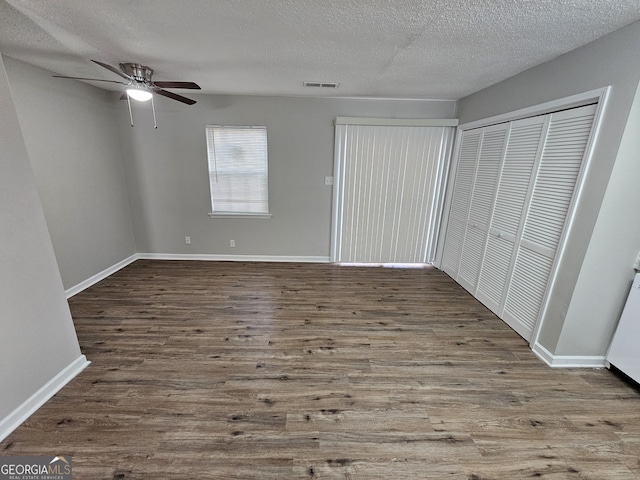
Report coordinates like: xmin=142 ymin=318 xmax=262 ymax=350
xmin=333 ymin=123 xmax=454 ymax=263
xmin=457 ymin=124 xmax=509 ymax=292
xmin=441 ymin=130 xmax=481 ymax=276
xmin=502 ymin=104 xmax=598 ymax=339
xmin=441 ymin=102 xmax=598 ymax=342
xmin=476 ymin=116 xmax=548 ymax=315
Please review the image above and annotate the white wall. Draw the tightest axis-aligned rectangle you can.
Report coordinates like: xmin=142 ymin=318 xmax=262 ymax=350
xmin=0 ymin=55 xmax=83 ymax=421
xmin=4 ymin=57 xmax=136 ymax=291
xmin=455 ymin=21 xmax=640 ymax=358
xmin=116 ymin=94 xmax=456 ymax=258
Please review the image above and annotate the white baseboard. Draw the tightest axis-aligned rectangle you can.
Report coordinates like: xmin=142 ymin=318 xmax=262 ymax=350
xmin=0 ymin=355 xmax=90 ymax=443
xmin=137 ymin=253 xmax=331 ymax=263
xmin=65 ymin=253 xmax=330 ymax=299
xmin=531 ymin=342 xmax=555 ymax=365
xmin=532 ymin=342 xmax=606 ymax=368
xmin=65 ymin=254 xmax=139 ymax=298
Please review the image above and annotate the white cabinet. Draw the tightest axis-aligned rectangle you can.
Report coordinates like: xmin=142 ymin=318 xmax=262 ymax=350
xmin=607 ymin=273 xmax=640 ymax=384
xmin=442 ymin=104 xmax=598 ymax=341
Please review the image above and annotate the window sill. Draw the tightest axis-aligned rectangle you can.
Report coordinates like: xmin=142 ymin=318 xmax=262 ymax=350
xmin=208 ymin=212 xmax=272 ymax=219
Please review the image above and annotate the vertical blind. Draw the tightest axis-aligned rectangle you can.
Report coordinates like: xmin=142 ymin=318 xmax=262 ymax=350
xmin=205 ymin=126 xmax=269 ymax=214
xmin=333 ymin=120 xmax=455 ymax=263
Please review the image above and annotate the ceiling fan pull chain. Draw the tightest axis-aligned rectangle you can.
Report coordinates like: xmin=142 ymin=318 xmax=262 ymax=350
xmin=151 ymin=95 xmax=158 ymax=129
xmin=126 ymin=94 xmax=134 ymax=127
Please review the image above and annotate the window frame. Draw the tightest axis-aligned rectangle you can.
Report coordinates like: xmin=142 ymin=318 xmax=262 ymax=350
xmin=205 ymin=124 xmax=272 ymax=219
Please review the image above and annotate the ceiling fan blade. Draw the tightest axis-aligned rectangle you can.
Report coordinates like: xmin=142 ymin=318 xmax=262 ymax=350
xmin=153 ymin=81 xmax=201 ymax=89
xmin=52 ymin=75 xmax=128 ymax=85
xmin=91 ymin=59 xmax=132 ymax=80
xmin=154 ymin=88 xmax=197 ymax=105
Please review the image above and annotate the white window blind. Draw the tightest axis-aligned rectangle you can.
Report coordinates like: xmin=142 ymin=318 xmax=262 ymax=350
xmin=333 ymin=122 xmax=455 ymax=263
xmin=205 ymin=125 xmax=269 ymax=216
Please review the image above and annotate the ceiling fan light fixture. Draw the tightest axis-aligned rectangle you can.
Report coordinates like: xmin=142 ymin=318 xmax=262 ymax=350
xmin=126 ymin=85 xmax=153 ymax=102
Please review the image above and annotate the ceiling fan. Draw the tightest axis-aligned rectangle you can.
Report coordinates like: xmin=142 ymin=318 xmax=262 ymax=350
xmin=53 ymin=60 xmax=201 ymax=127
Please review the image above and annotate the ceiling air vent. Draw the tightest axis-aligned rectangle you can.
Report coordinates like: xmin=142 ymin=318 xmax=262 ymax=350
xmin=303 ymin=81 xmax=340 ymax=88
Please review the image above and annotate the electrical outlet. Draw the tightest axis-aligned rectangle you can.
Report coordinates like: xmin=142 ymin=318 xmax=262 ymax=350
xmin=185 ymin=236 xmax=191 ymax=245
xmin=230 ymin=239 xmax=235 ymax=248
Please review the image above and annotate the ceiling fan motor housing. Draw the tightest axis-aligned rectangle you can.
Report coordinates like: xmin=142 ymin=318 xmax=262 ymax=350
xmin=120 ymin=63 xmax=153 ymax=84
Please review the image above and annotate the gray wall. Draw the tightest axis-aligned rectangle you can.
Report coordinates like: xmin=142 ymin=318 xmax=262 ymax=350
xmin=5 ymin=57 xmax=136 ymax=290
xmin=0 ymin=54 xmax=82 ymax=419
xmin=556 ymin=81 xmax=640 ymax=356
xmin=117 ymin=94 xmax=455 ymax=258
xmin=456 ymin=21 xmax=640 ymax=357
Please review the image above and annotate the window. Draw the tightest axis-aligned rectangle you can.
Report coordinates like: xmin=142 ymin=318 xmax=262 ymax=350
xmin=205 ymin=125 xmax=270 ymax=217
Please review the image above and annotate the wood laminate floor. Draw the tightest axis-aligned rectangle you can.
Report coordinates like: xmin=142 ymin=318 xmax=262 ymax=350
xmin=2 ymin=261 xmax=639 ymax=479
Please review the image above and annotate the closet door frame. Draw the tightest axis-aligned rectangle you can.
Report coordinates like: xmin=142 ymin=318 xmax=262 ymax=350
xmin=436 ymin=87 xmax=610 ymax=345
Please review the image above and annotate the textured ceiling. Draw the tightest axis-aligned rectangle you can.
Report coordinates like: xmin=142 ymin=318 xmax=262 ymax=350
xmin=1 ymin=0 xmax=639 ymax=100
